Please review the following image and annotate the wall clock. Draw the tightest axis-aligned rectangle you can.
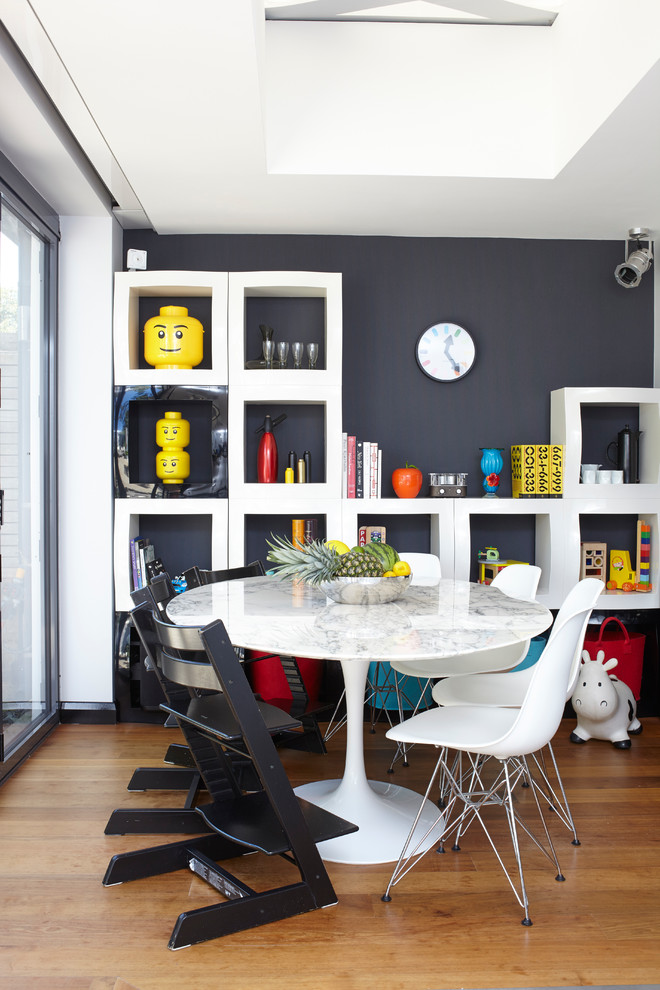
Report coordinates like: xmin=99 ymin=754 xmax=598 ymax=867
xmin=415 ymin=322 xmax=476 ymax=382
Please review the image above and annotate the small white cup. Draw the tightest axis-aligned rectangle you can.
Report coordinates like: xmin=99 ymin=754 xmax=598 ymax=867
xmin=596 ymin=470 xmax=612 ymax=484
xmin=581 ymin=469 xmax=596 ymax=484
xmin=611 ymin=470 xmax=624 ymax=484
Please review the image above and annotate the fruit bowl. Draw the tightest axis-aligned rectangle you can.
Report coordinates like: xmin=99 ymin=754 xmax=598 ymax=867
xmin=319 ymin=574 xmax=412 ymax=605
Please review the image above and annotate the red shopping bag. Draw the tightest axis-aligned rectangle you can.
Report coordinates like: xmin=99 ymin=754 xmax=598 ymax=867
xmin=582 ymin=617 xmax=645 ymax=700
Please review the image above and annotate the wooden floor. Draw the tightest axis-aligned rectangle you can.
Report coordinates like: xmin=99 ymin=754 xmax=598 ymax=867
xmin=0 ymin=716 xmax=659 ymax=990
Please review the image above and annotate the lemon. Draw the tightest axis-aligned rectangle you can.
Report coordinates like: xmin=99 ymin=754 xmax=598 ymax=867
xmin=325 ymin=539 xmax=350 ymax=555
xmin=383 ymin=569 xmax=396 ymax=577
xmin=393 ymin=560 xmax=411 ymax=576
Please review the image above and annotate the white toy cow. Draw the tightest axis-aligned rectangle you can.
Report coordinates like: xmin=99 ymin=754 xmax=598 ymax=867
xmin=570 ymin=649 xmax=643 ymax=749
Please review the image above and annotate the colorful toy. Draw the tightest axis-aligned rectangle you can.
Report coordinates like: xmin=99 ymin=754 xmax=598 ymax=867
xmin=478 ymin=556 xmax=528 ymax=585
xmin=636 ymin=520 xmax=652 ymax=591
xmin=580 ymin=542 xmax=607 ymax=582
xmin=607 ymin=549 xmax=636 ymax=591
xmin=570 ymin=649 xmax=643 ymax=749
xmin=144 ymin=305 xmax=204 ymax=370
xmin=155 ymin=410 xmax=190 ymax=485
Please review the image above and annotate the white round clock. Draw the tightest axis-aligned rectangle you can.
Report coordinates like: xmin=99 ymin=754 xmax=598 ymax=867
xmin=415 ymin=322 xmax=476 ymax=382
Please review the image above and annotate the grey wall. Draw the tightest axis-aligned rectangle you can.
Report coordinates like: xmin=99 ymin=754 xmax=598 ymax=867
xmin=123 ymin=231 xmax=654 ymax=496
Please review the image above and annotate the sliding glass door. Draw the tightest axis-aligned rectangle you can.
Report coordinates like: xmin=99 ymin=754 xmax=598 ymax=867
xmin=0 ymin=189 xmax=58 ymax=776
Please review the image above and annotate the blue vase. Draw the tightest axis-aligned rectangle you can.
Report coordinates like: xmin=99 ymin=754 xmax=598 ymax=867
xmin=480 ymin=448 xmax=504 ymax=497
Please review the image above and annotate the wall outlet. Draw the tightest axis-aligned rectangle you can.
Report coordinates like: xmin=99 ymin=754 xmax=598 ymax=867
xmin=127 ymin=249 xmax=147 ymax=271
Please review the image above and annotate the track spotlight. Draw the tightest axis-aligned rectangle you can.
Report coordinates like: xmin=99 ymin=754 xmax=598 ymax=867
xmin=614 ymin=227 xmax=653 ymax=288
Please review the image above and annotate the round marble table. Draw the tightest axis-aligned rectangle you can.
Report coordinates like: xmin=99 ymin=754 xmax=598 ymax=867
xmin=167 ymin=576 xmax=552 ymax=865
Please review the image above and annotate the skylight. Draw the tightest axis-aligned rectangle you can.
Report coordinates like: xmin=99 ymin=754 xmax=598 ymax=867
xmin=264 ymin=0 xmax=564 ymax=26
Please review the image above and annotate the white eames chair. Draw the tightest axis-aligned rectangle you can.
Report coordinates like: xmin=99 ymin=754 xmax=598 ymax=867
xmin=381 ymin=584 xmax=601 ymax=926
xmin=431 ymin=576 xmax=604 ymax=842
xmin=386 ymin=564 xmax=540 ymax=773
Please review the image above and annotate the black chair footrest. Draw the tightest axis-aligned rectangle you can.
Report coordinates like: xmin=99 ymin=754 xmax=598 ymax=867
xmin=160 ymin=694 xmax=301 ymax=741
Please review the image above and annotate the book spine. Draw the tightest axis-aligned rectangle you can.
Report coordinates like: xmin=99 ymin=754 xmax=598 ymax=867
xmin=550 ymin=444 xmax=563 ymax=495
xmin=358 ymin=525 xmax=367 ymax=546
xmin=356 ymin=440 xmax=364 ymax=498
xmin=342 ymin=432 xmax=348 ymax=498
xmin=347 ymin=436 xmax=356 ymax=498
xmin=370 ymin=443 xmax=379 ymax=498
xmin=130 ymin=538 xmax=139 ymax=591
xmin=377 ymin=448 xmax=382 ymax=498
xmin=536 ymin=444 xmax=550 ymax=496
xmin=138 ymin=539 xmax=151 ymax=589
xmin=363 ymin=442 xmax=371 ymax=499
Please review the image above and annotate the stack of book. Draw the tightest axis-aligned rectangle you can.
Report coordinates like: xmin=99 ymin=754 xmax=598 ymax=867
xmin=129 ymin=537 xmax=159 ymax=590
xmin=342 ymin=434 xmax=382 ymax=498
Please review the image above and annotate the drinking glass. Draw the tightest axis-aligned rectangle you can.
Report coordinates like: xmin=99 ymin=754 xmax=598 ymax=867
xmin=292 ymin=342 xmax=304 ymax=369
xmin=277 ymin=341 xmax=289 ymax=367
xmin=262 ymin=339 xmax=274 ymax=368
xmin=307 ymin=342 xmax=319 ymax=369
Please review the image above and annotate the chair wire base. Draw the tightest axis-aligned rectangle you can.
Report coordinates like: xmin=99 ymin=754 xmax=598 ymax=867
xmin=382 ymin=749 xmax=566 ymax=926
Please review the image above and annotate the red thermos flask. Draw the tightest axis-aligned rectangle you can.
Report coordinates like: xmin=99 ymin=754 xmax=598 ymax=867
xmin=256 ymin=413 xmax=287 ymax=483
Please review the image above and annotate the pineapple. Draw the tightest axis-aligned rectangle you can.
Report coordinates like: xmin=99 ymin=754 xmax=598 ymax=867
xmin=266 ymin=535 xmax=383 ymax=584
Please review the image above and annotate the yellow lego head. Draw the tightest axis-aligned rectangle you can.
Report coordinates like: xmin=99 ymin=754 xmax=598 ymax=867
xmin=144 ymin=305 xmax=204 ymax=370
xmin=156 ymin=449 xmax=190 ymax=485
xmin=156 ymin=411 xmax=190 ymax=449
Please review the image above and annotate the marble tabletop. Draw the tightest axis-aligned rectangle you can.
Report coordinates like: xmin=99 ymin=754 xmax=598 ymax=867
xmin=166 ymin=575 xmax=553 ymax=664
xmin=166 ymin=575 xmax=553 ymax=865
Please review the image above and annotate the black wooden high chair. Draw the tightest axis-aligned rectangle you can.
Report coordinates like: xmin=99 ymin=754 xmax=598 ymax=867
xmin=103 ymin=605 xmax=357 ymax=948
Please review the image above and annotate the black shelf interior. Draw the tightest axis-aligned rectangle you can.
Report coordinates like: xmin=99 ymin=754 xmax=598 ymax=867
xmin=244 ymin=403 xmax=326 ymax=484
xmin=245 ymin=514 xmax=328 ymax=567
xmin=114 ymin=385 xmax=227 ymax=498
xmin=244 ymin=296 xmax=326 ymax=369
xmin=469 ymin=515 xmax=537 ymax=582
xmin=135 ymin=512 xmax=214 ymax=579
xmin=580 ymin=405 xmax=639 ymax=469
xmin=355 ymin=514 xmax=431 ymax=555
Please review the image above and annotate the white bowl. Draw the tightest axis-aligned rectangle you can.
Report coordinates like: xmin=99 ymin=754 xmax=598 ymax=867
xmin=319 ymin=574 xmax=412 ymax=604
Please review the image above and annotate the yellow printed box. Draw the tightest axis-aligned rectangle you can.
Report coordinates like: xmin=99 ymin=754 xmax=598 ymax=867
xmin=511 ymin=445 xmax=563 ymax=497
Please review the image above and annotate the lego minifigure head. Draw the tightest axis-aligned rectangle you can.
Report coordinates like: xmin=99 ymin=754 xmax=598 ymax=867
xmin=156 ymin=449 xmax=191 ymax=485
xmin=144 ymin=305 xmax=204 ymax=370
xmin=156 ymin=411 xmax=190 ymax=449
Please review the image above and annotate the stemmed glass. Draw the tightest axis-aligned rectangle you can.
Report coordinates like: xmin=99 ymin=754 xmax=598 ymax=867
xmin=307 ymin=343 xmax=319 ymax=369
xmin=292 ymin=342 xmax=304 ymax=369
xmin=262 ymin=339 xmax=274 ymax=369
xmin=277 ymin=341 xmax=289 ymax=368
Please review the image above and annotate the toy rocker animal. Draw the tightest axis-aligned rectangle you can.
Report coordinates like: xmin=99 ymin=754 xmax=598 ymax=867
xmin=570 ymin=649 xmax=643 ymax=749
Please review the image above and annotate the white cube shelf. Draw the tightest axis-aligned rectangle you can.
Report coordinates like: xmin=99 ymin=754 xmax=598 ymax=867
xmin=228 ymin=385 xmax=342 ymax=500
xmin=228 ymin=498 xmax=343 ymax=568
xmin=228 ymin=271 xmax=342 ymax=388
xmin=113 ymin=499 xmax=228 ymax=612
xmin=564 ymin=499 xmax=660 ymax=609
xmin=551 ymin=386 xmax=660 ymax=498
xmin=453 ymin=498 xmax=566 ymax=608
xmin=340 ymin=498 xmax=455 ymax=578
xmin=113 ymin=270 xmax=228 ymax=386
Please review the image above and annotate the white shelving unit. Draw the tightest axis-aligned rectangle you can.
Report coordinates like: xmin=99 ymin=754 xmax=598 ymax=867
xmin=113 ymin=275 xmax=660 ymax=617
xmin=113 ymin=270 xmax=228 ymax=387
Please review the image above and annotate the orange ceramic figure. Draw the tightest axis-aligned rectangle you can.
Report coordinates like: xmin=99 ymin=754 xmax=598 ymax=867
xmin=144 ymin=305 xmax=204 ymax=370
xmin=156 ymin=450 xmax=190 ymax=485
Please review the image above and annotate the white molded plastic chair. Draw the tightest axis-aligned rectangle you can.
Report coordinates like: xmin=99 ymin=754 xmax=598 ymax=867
xmin=381 ymin=580 xmax=602 ymax=926
xmin=386 ymin=564 xmax=540 ymax=771
xmin=431 ymin=577 xmax=603 ymax=842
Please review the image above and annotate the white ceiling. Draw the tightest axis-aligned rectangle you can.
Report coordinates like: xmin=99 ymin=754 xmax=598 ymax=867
xmin=1 ymin=0 xmax=659 ymax=239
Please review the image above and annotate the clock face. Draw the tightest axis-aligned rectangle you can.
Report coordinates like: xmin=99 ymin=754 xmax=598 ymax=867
xmin=415 ymin=322 xmax=476 ymax=382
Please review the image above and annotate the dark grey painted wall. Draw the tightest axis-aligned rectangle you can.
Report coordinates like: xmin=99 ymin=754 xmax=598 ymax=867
xmin=123 ymin=231 xmax=654 ymax=498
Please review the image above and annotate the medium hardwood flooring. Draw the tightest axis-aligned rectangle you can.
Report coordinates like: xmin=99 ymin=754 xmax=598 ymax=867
xmin=0 ymin=717 xmax=659 ymax=990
